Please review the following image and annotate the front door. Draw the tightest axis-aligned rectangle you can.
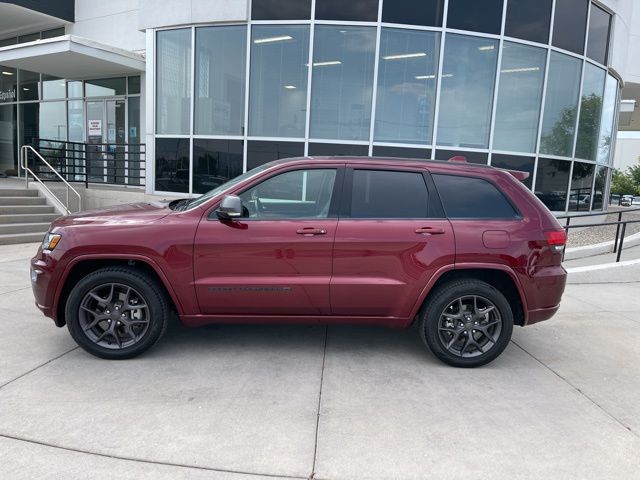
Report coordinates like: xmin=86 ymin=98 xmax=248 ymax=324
xmin=193 ymin=167 xmax=341 ymax=316
xmin=86 ymin=99 xmax=126 ymax=183
xmin=331 ymin=168 xmax=455 ymax=319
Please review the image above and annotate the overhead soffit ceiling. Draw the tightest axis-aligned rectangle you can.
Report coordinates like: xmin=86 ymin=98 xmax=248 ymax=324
xmin=0 ymin=2 xmax=73 ymax=37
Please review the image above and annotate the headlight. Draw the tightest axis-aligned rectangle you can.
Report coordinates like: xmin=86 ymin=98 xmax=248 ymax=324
xmin=42 ymin=233 xmax=62 ymax=251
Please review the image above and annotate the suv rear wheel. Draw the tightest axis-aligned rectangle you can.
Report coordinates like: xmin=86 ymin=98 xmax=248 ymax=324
xmin=419 ymin=279 xmax=514 ymax=368
xmin=65 ymin=267 xmax=170 ymax=359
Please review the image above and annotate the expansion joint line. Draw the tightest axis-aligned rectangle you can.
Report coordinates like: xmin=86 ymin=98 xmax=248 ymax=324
xmin=310 ymin=326 xmax=329 ymax=479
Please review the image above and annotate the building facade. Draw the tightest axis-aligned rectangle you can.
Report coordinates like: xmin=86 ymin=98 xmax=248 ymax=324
xmin=0 ymin=0 xmax=638 ymax=213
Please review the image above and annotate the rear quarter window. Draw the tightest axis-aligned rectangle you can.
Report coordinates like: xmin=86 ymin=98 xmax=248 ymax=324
xmin=432 ymin=174 xmax=519 ymax=219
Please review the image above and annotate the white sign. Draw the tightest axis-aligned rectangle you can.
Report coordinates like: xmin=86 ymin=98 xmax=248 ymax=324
xmin=88 ymin=120 xmax=102 ymax=137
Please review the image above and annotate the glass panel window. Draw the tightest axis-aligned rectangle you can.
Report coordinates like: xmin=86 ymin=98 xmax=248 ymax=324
xmin=0 ymin=38 xmax=17 ymax=47
xmin=534 ymin=158 xmax=571 ymax=211
xmin=446 ymin=0 xmax=504 ymax=35
xmin=436 ymin=34 xmax=498 ymax=149
xmin=39 ymin=102 xmax=67 ymax=141
xmin=587 ymin=5 xmax=611 ymax=65
xmin=372 ymin=146 xmax=430 ymax=159
xmin=19 ymin=70 xmax=40 ymax=101
xmin=310 ymin=26 xmax=376 ymax=141
xmin=592 ymin=165 xmax=606 ymax=210
xmin=575 ymin=63 xmax=605 ymax=161
xmin=68 ymin=100 xmax=84 ymax=142
xmin=490 ymin=154 xmax=535 ymax=188
xmin=435 ymin=149 xmax=488 ymax=164
xmin=0 ymin=67 xmax=17 ymax=103
xmin=351 ymin=170 xmax=429 ymax=218
xmin=597 ymin=75 xmax=618 ymax=164
xmin=85 ymin=78 xmax=126 ymax=97
xmin=374 ymin=28 xmax=440 ymax=145
xmin=128 ymin=76 xmax=141 ymax=95
xmin=239 ymin=169 xmax=337 ymax=219
xmin=252 ymin=0 xmax=311 ymax=20
xmin=568 ymin=162 xmax=594 ymax=211
xmin=382 ymin=0 xmax=444 ymax=27
xmin=504 ymin=0 xmax=552 ymax=44
xmin=42 ymin=75 xmax=66 ymax=100
xmin=552 ymin=0 xmax=589 ymax=55
xmin=195 ymin=26 xmax=246 ymax=136
xmin=247 ymin=141 xmax=304 ymax=170
xmin=308 ymin=143 xmax=369 ymax=156
xmin=249 ymin=25 xmax=309 ymax=138
xmin=18 ymin=33 xmax=40 ymax=43
xmin=193 ymin=139 xmax=244 ymax=194
xmin=433 ymin=174 xmax=519 ymax=218
xmin=67 ymin=81 xmax=82 ymax=98
xmin=128 ymin=97 xmax=142 ymax=185
xmin=315 ymin=0 xmax=378 ymax=22
xmin=539 ymin=52 xmax=582 ymax=157
xmin=0 ymin=104 xmax=17 ymax=173
xmin=156 ymin=29 xmax=191 ymax=135
xmin=41 ymin=27 xmax=65 ymax=39
xmin=155 ymin=138 xmax=190 ymax=193
xmin=19 ymin=103 xmax=39 ymax=148
xmin=493 ymin=42 xmax=546 ymax=153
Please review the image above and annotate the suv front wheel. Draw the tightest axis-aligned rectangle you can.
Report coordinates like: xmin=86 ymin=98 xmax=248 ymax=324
xmin=419 ymin=279 xmax=514 ymax=368
xmin=65 ymin=267 xmax=170 ymax=359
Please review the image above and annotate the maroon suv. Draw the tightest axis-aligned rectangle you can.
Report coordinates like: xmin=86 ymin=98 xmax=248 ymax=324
xmin=31 ymin=157 xmax=567 ymax=367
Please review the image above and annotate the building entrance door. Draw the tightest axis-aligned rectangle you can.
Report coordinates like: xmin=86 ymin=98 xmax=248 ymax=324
xmin=86 ymin=99 xmax=126 ymax=183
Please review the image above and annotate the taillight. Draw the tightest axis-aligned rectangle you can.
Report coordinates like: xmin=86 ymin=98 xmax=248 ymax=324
xmin=545 ymin=229 xmax=567 ymax=252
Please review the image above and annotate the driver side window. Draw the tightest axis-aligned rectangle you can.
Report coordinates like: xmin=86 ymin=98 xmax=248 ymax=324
xmin=239 ymin=169 xmax=337 ymax=219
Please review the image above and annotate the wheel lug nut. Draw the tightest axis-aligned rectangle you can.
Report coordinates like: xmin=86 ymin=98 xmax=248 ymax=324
xmin=121 ymin=313 xmax=126 ymax=317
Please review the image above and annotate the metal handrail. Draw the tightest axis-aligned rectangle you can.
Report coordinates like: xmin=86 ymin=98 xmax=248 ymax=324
xmin=557 ymin=206 xmax=640 ymax=220
xmin=20 ymin=145 xmax=82 ymax=214
xmin=563 ymin=218 xmax=640 ymax=263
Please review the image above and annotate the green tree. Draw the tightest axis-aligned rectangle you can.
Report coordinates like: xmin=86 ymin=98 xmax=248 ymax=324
xmin=611 ymin=169 xmax=638 ymax=196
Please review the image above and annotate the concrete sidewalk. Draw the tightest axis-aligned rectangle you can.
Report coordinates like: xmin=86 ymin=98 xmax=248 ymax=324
xmin=1 ymin=244 xmax=639 ymax=479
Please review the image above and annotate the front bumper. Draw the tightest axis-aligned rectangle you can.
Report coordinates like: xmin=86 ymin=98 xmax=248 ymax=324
xmin=31 ymin=250 xmax=64 ymax=326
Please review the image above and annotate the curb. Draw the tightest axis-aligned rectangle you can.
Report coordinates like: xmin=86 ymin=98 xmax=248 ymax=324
xmin=564 ymin=231 xmax=640 ymax=260
xmin=566 ymin=258 xmax=640 ymax=284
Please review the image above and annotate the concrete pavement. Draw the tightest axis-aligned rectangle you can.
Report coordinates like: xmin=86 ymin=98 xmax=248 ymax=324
xmin=1 ymin=244 xmax=639 ymax=479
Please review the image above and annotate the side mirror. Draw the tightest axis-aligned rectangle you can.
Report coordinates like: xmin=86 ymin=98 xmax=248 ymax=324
xmin=216 ymin=195 xmax=243 ymax=220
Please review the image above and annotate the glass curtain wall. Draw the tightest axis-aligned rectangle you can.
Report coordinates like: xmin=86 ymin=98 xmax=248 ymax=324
xmin=153 ymin=0 xmax=619 ymax=213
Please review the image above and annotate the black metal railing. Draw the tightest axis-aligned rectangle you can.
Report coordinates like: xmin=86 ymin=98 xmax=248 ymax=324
xmin=557 ymin=207 xmax=640 ymax=262
xmin=29 ymin=138 xmax=146 ymax=187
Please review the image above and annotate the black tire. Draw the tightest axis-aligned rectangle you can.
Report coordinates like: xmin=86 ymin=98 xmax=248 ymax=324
xmin=419 ymin=279 xmax=514 ymax=368
xmin=66 ymin=267 xmax=170 ymax=359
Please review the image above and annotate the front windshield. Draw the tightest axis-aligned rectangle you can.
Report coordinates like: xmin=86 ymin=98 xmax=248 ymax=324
xmin=186 ymin=164 xmax=271 ymax=209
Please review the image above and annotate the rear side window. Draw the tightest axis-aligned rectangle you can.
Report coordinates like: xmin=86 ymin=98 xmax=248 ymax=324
xmin=432 ymin=174 xmax=519 ymax=219
xmin=350 ymin=170 xmax=429 ymax=218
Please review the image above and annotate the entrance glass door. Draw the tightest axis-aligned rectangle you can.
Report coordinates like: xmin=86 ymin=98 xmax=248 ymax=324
xmin=86 ymin=99 xmax=127 ymax=184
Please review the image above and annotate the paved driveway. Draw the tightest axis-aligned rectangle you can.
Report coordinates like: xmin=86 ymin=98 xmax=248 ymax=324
xmin=1 ymin=244 xmax=639 ymax=479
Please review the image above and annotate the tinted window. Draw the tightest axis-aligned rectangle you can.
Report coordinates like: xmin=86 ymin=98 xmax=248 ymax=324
xmin=247 ymin=141 xmax=305 ymax=170
xmin=85 ymin=77 xmax=126 ymax=97
xmin=315 ymin=0 xmax=378 ymax=22
xmin=552 ymin=0 xmax=588 ymax=54
xmin=575 ymin=63 xmax=606 ymax=161
xmin=372 ymin=146 xmax=430 ymax=159
xmin=568 ymin=162 xmax=594 ymax=211
xmin=252 ymin=0 xmax=311 ymax=20
xmin=382 ymin=0 xmax=444 ymax=27
xmin=534 ymin=158 xmax=571 ymax=211
xmin=435 ymin=150 xmax=488 ymax=165
xmin=19 ymin=70 xmax=40 ymax=101
xmin=351 ymin=170 xmax=429 ymax=218
xmin=592 ymin=165 xmax=606 ymax=210
xmin=156 ymin=29 xmax=191 ymax=134
xmin=490 ymin=154 xmax=534 ymax=189
xmin=504 ymin=0 xmax=552 ymax=44
xmin=155 ymin=138 xmax=190 ymax=193
xmin=239 ymin=169 xmax=337 ymax=219
xmin=433 ymin=174 xmax=518 ymax=218
xmin=446 ymin=0 xmax=504 ymax=35
xmin=193 ymin=139 xmax=244 ymax=194
xmin=128 ymin=76 xmax=141 ymax=95
xmin=587 ymin=4 xmax=611 ymax=65
xmin=308 ymin=143 xmax=369 ymax=156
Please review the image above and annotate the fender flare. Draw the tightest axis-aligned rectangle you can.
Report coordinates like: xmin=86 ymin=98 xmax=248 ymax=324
xmin=53 ymin=253 xmax=185 ymax=320
xmin=408 ymin=262 xmax=529 ymax=323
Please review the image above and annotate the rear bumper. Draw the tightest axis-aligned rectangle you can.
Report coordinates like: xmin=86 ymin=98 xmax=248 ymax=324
xmin=526 ymin=304 xmax=560 ymax=325
xmin=522 ymin=265 xmax=566 ymax=326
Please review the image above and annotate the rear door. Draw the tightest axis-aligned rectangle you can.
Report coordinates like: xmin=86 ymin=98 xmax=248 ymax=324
xmin=331 ymin=167 xmax=455 ymax=318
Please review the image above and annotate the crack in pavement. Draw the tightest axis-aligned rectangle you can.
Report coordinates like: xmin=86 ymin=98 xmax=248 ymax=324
xmin=309 ymin=326 xmax=329 ymax=480
xmin=511 ymin=340 xmax=638 ymax=439
xmin=0 ymin=346 xmax=78 ymax=390
xmin=0 ymin=433 xmax=307 ymax=479
xmin=0 ymin=286 xmax=31 ymax=297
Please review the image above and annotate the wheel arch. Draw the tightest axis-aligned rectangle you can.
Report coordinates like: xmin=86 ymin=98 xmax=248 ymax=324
xmin=411 ymin=265 xmax=527 ymax=327
xmin=54 ymin=255 xmax=183 ymax=327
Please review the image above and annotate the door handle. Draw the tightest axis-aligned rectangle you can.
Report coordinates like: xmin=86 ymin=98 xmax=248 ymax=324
xmin=415 ymin=227 xmax=445 ymax=235
xmin=296 ymin=227 xmax=327 ymax=236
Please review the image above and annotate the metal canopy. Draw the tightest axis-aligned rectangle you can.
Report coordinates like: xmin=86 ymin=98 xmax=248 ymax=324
xmin=0 ymin=35 xmax=144 ymax=79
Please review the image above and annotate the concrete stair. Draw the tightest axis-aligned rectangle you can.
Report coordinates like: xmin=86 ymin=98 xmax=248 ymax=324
xmin=0 ymin=188 xmax=59 ymax=245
